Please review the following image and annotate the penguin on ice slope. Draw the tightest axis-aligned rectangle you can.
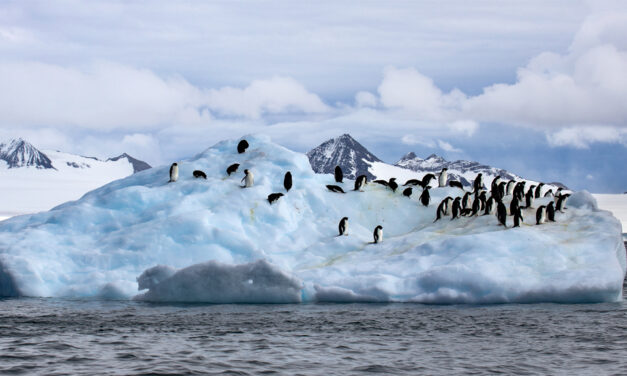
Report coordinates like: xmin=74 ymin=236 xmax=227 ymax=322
xmin=373 ymin=225 xmax=383 ymax=244
xmin=334 ymin=166 xmax=343 ymax=183
xmin=512 ymin=207 xmax=524 ymax=228
xmin=284 ymin=171 xmax=292 ymax=192
xmin=169 ymin=163 xmax=178 ymax=182
xmin=439 ymin=167 xmax=448 ymax=187
xmin=536 ymin=205 xmax=546 ymax=225
xmin=237 ymin=140 xmax=249 ymax=154
xmin=226 ymin=163 xmax=240 ymax=176
xmin=241 ymin=169 xmax=254 ymax=188
xmin=354 ymin=175 xmax=367 ymax=191
xmin=419 ymin=186 xmax=431 ymax=206
xmin=338 ymin=217 xmax=348 ymax=236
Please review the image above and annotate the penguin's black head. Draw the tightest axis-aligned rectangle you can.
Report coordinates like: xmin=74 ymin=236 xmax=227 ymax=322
xmin=376 ymin=225 xmax=383 ymax=230
xmin=442 ymin=167 xmax=448 ymax=171
xmin=173 ymin=162 xmax=178 ymax=166
xmin=342 ymin=217 xmax=348 ymax=221
xmin=244 ymin=169 xmax=249 ymax=174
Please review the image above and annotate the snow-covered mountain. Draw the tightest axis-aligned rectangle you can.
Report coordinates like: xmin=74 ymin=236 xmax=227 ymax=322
xmin=308 ymin=134 xmax=567 ymax=191
xmin=0 ymin=138 xmax=151 ymax=218
xmin=0 ymin=138 xmax=54 ymax=169
xmin=395 ymin=152 xmax=519 ymax=187
xmin=307 ymin=134 xmax=381 ymax=180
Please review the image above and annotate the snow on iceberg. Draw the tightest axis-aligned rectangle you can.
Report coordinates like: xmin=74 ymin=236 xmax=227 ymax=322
xmin=0 ymin=135 xmax=624 ymax=304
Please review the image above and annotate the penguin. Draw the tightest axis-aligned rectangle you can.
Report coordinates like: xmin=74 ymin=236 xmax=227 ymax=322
xmin=422 ymin=173 xmax=436 ymax=188
xmin=525 ymin=188 xmax=534 ymax=209
xmin=473 ymin=173 xmax=483 ymax=193
xmin=484 ymin=196 xmax=496 ymax=215
xmin=512 ymin=207 xmax=524 ymax=228
xmin=510 ymin=197 xmax=520 ymax=216
xmin=338 ymin=217 xmax=348 ymax=236
xmin=373 ymin=179 xmax=389 ymax=187
xmin=546 ymin=201 xmax=556 ymax=222
xmin=226 ymin=163 xmax=240 ymax=176
xmin=544 ymin=189 xmax=554 ymax=198
xmin=388 ymin=178 xmax=398 ymax=192
xmin=439 ymin=167 xmax=448 ymax=187
xmin=471 ymin=196 xmax=481 ymax=216
xmin=556 ymin=193 xmax=570 ymax=212
xmin=506 ymin=180 xmax=516 ymax=196
xmin=442 ymin=196 xmax=453 ymax=215
xmin=334 ymin=166 xmax=343 ymax=183
xmin=491 ymin=176 xmax=501 ymax=192
xmin=478 ymin=191 xmax=487 ymax=211
xmin=373 ymin=225 xmax=383 ymax=244
xmin=193 ymin=170 xmax=207 ymax=179
xmin=514 ymin=182 xmax=526 ymax=202
xmin=461 ymin=208 xmax=473 ymax=216
xmin=554 ymin=188 xmax=563 ymax=203
xmin=169 ymin=163 xmax=178 ymax=182
xmin=237 ymin=139 xmax=249 ymax=154
xmin=496 ymin=200 xmax=507 ymax=227
xmin=267 ymin=193 xmax=284 ymax=204
xmin=498 ymin=182 xmax=507 ymax=201
xmin=451 ymin=197 xmax=462 ymax=219
xmin=419 ymin=186 xmax=430 ymax=207
xmin=326 ymin=185 xmax=346 ymax=193
xmin=449 ymin=181 xmax=464 ymax=190
xmin=284 ymin=171 xmax=292 ymax=192
xmin=534 ymin=183 xmax=544 ymax=199
xmin=241 ymin=169 xmax=254 ymax=188
xmin=354 ymin=175 xmax=367 ymax=191
xmin=403 ymin=179 xmax=421 ymax=186
xmin=434 ymin=197 xmax=452 ymax=222
xmin=402 ymin=187 xmax=413 ymax=197
xmin=462 ymin=192 xmax=472 ymax=210
xmin=536 ymin=205 xmax=547 ymax=225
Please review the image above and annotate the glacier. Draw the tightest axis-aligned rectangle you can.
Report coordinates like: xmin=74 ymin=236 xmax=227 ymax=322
xmin=0 ymin=135 xmax=624 ymax=304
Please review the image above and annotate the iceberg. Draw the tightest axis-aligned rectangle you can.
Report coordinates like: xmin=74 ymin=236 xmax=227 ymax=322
xmin=0 ymin=135 xmax=624 ymax=303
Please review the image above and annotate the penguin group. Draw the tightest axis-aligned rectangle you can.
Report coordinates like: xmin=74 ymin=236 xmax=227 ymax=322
xmin=167 ymin=142 xmax=569 ymax=246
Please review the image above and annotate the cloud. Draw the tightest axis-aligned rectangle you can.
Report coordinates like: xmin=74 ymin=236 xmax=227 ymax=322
xmin=355 ymin=91 xmax=377 ymax=108
xmin=437 ymin=140 xmax=462 ymax=153
xmin=545 ymin=126 xmax=627 ymax=148
xmin=206 ymin=77 xmax=329 ymax=119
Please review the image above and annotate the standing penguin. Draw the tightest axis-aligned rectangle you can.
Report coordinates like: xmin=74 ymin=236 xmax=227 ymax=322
xmin=484 ymin=196 xmax=496 ymax=215
xmin=439 ymin=167 xmax=448 ymax=187
xmin=462 ymin=192 xmax=472 ymax=210
xmin=237 ymin=140 xmax=249 ymax=154
xmin=471 ymin=196 xmax=481 ymax=216
xmin=496 ymin=200 xmax=507 ymax=227
xmin=373 ymin=225 xmax=383 ymax=244
xmin=546 ymin=201 xmax=556 ymax=222
xmin=536 ymin=205 xmax=547 ymax=225
xmin=513 ymin=207 xmax=524 ymax=228
xmin=451 ymin=197 xmax=462 ymax=219
xmin=473 ymin=173 xmax=483 ymax=193
xmin=534 ymin=183 xmax=544 ymax=198
xmin=419 ymin=186 xmax=431 ymax=206
xmin=506 ymin=180 xmax=516 ymax=196
xmin=544 ymin=189 xmax=554 ymax=198
xmin=556 ymin=193 xmax=570 ymax=212
xmin=388 ymin=178 xmax=399 ymax=192
xmin=421 ymin=174 xmax=436 ymax=188
xmin=169 ymin=163 xmax=178 ymax=182
xmin=434 ymin=197 xmax=452 ymax=222
xmin=334 ymin=166 xmax=343 ymax=183
xmin=338 ymin=217 xmax=348 ymax=236
xmin=354 ymin=175 xmax=367 ymax=191
xmin=284 ymin=171 xmax=292 ymax=192
xmin=525 ymin=188 xmax=535 ymax=209
xmin=510 ymin=197 xmax=520 ymax=216
xmin=242 ymin=169 xmax=254 ymax=188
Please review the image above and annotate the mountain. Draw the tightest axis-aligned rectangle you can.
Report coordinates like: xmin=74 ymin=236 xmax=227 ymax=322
xmin=395 ymin=152 xmax=519 ymax=187
xmin=307 ymin=134 xmax=567 ymax=192
xmin=0 ymin=138 xmax=151 ymax=219
xmin=107 ymin=153 xmax=152 ymax=173
xmin=0 ymin=138 xmax=54 ymax=169
xmin=307 ymin=134 xmax=381 ymax=180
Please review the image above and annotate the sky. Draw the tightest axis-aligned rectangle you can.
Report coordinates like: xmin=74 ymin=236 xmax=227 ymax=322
xmin=0 ymin=0 xmax=625 ymax=192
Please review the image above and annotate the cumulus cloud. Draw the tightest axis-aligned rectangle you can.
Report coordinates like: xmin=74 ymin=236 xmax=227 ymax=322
xmin=437 ymin=140 xmax=462 ymax=153
xmin=545 ymin=126 xmax=627 ymax=148
xmin=355 ymin=91 xmax=377 ymax=108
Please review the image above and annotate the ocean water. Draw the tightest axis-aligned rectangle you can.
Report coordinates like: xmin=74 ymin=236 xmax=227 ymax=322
xmin=1 ymin=282 xmax=626 ymax=376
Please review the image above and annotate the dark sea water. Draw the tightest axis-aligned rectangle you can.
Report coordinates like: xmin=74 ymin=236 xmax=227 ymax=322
xmin=1 ymin=282 xmax=626 ymax=375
